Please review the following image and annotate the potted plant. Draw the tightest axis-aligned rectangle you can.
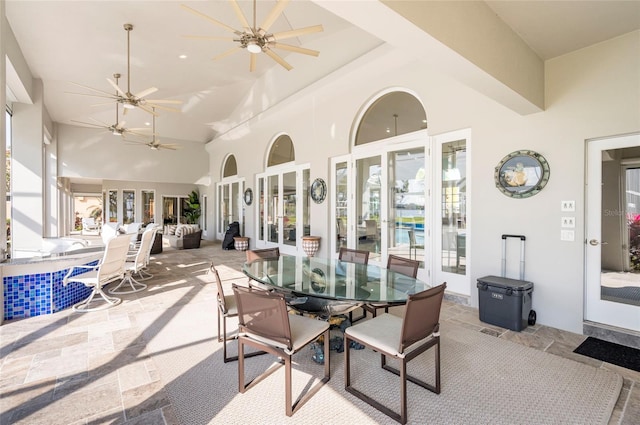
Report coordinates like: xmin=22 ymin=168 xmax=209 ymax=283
xmin=184 ymin=190 xmax=201 ymax=225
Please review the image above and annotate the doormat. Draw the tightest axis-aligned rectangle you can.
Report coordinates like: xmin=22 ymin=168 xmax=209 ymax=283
xmin=574 ymin=337 xmax=640 ymax=372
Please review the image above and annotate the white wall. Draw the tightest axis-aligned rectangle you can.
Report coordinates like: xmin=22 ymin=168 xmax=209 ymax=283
xmin=206 ymin=31 xmax=640 ymax=334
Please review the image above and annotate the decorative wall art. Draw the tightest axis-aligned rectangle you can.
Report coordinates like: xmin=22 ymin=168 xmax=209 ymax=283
xmin=311 ymin=178 xmax=327 ymax=204
xmin=495 ymin=150 xmax=550 ymax=198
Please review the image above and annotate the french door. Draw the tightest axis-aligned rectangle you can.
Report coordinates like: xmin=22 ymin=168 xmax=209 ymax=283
xmin=585 ymin=133 xmax=640 ymax=331
xmin=216 ymin=179 xmax=244 ymax=240
xmin=331 ymin=135 xmax=431 ymax=281
xmin=256 ymin=164 xmax=310 ymax=255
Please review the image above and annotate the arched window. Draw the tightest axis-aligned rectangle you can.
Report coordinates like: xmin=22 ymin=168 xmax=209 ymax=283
xmin=355 ymin=91 xmax=427 ymax=146
xmin=223 ymin=155 xmax=237 ymax=178
xmin=267 ymin=134 xmax=295 ymax=167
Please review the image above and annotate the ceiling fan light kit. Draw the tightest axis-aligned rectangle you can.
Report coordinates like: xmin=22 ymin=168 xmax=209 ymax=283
xmin=182 ymin=0 xmax=324 ymax=72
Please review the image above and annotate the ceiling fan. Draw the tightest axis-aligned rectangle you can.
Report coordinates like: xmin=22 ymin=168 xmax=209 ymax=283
xmin=67 ymin=24 xmax=182 ymax=116
xmin=70 ymin=74 xmax=153 ymax=137
xmin=182 ymin=0 xmax=323 ymax=72
xmin=126 ymin=107 xmax=181 ymax=151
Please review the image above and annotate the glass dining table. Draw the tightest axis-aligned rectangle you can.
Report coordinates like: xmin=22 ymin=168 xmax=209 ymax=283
xmin=242 ymin=255 xmax=432 ymax=318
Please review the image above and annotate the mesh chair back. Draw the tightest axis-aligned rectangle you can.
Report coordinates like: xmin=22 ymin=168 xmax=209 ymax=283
xmin=233 ymin=284 xmax=292 ymax=350
xmin=400 ymin=283 xmax=446 ymax=352
xmin=97 ymin=235 xmax=132 ymax=285
xmin=246 ymin=248 xmax=280 ymax=263
xmin=210 ymin=264 xmax=228 ymax=313
xmin=339 ymin=247 xmax=370 ymax=265
xmin=387 ymin=254 xmax=420 ymax=278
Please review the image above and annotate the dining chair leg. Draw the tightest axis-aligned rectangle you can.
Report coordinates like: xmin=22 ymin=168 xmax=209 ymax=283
xmin=285 ymin=355 xmax=293 ymax=416
xmin=400 ymin=359 xmax=407 ymax=425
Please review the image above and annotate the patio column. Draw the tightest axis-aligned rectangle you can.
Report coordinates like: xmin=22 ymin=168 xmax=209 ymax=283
xmin=11 ymin=78 xmax=45 ymax=252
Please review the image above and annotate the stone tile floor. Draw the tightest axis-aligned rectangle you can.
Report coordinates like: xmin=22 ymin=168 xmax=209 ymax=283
xmin=0 ymin=241 xmax=638 ymax=424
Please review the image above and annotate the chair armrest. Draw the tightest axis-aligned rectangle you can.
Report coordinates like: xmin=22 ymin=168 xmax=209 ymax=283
xmin=63 ymin=264 xmax=98 ymax=286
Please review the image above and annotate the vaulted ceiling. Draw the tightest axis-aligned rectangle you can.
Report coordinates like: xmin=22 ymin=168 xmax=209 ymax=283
xmin=5 ymin=1 xmax=639 ymax=144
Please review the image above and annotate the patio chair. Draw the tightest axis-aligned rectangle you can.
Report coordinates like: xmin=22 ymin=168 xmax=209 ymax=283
xmin=362 ymin=254 xmax=421 ymax=318
xmin=340 ymin=248 xmax=369 ymax=322
xmin=62 ymin=234 xmax=131 ymax=312
xmin=232 ymin=283 xmax=330 ymax=417
xmin=210 ymin=264 xmax=267 ymax=363
xmin=338 ymin=247 xmax=369 ymax=264
xmin=81 ymin=217 xmax=100 ymax=235
xmin=408 ymin=229 xmax=424 ymax=261
xmin=344 ymin=283 xmax=446 ymax=425
xmin=245 ymin=248 xmax=280 ymax=290
xmin=108 ymin=227 xmax=156 ymax=294
xmin=101 ymin=222 xmax=121 ymax=244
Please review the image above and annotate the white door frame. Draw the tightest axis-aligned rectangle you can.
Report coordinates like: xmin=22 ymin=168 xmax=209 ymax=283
xmin=585 ymin=132 xmax=640 ymax=331
xmin=255 ymin=163 xmax=309 ymax=255
xmin=432 ymin=129 xmax=472 ymax=296
xmin=215 ymin=178 xmax=244 ymax=241
xmin=330 ymin=132 xmax=431 ymax=280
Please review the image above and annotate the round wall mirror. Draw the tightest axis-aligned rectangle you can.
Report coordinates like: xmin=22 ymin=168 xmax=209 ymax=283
xmin=494 ymin=150 xmax=550 ymax=198
xmin=243 ymin=188 xmax=253 ymax=205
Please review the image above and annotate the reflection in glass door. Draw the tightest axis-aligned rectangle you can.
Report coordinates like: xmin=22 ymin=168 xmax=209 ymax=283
xmin=257 ymin=166 xmax=310 ymax=254
xmin=586 ymin=133 xmax=640 ymax=332
xmin=388 ymin=148 xmax=426 ymax=265
xmin=267 ymin=175 xmax=279 ymax=244
xmin=282 ymin=171 xmax=297 ymax=247
xmin=216 ymin=179 xmax=243 ymax=240
xmin=356 ymin=156 xmax=383 ymax=262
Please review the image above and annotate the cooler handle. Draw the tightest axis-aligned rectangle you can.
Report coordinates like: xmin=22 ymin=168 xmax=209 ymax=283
xmin=500 ymin=234 xmax=526 ymax=280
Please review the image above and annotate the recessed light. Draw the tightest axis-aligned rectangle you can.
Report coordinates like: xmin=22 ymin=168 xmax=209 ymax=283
xmin=145 ymin=122 xmax=151 ymax=126
xmin=178 ymin=54 xmax=187 ymax=59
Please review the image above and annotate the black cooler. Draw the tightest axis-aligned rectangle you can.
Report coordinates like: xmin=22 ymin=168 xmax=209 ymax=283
xmin=477 ymin=275 xmax=533 ymax=331
xmin=477 ymin=234 xmax=536 ymax=332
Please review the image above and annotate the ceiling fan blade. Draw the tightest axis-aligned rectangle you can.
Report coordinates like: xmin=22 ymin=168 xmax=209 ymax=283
xmin=117 ymin=120 xmax=126 ymax=128
xmin=259 ymin=0 xmax=290 ymax=34
xmin=213 ymin=46 xmax=242 ymax=60
xmin=89 ymin=117 xmax=112 ymax=127
xmin=264 ymin=49 xmax=293 ymax=71
xmin=148 ymin=104 xmax=182 ymax=113
xmin=137 ymin=104 xmax=160 ymax=116
xmin=106 ymin=78 xmax=127 ymax=97
xmin=66 ymin=92 xmax=116 ymax=100
xmin=90 ymin=101 xmax=118 ymax=107
xmin=126 ymin=130 xmax=154 ymax=138
xmin=249 ymin=53 xmax=257 ymax=72
xmin=70 ymin=119 xmax=105 ymax=128
xmin=181 ymin=4 xmax=242 ymax=34
xmin=270 ymin=42 xmax=319 ymax=57
xmin=182 ymin=35 xmax=235 ymax=41
xmin=229 ymin=0 xmax=251 ymax=30
xmin=134 ymin=87 xmax=158 ymax=99
xmin=68 ymin=81 xmax=116 ymax=96
xmin=270 ymin=25 xmax=324 ymax=41
xmin=159 ymin=144 xmax=180 ymax=150
xmin=145 ymin=99 xmax=183 ymax=105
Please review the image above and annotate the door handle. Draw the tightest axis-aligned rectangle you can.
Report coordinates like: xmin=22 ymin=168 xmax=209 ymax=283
xmin=588 ymin=239 xmax=608 ymax=246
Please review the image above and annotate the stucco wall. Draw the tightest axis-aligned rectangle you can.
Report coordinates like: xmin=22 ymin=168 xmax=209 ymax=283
xmin=206 ymin=31 xmax=640 ymax=334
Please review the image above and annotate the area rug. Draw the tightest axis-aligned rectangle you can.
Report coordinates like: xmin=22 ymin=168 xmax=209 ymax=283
xmin=137 ymin=300 xmax=622 ymax=425
xmin=574 ymin=336 xmax=640 ymax=372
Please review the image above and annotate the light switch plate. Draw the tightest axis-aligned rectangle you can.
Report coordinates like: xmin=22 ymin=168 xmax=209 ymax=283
xmin=561 ymin=200 xmax=575 ymax=212
xmin=561 ymin=230 xmax=575 ymax=241
xmin=561 ymin=216 xmax=575 ymax=228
